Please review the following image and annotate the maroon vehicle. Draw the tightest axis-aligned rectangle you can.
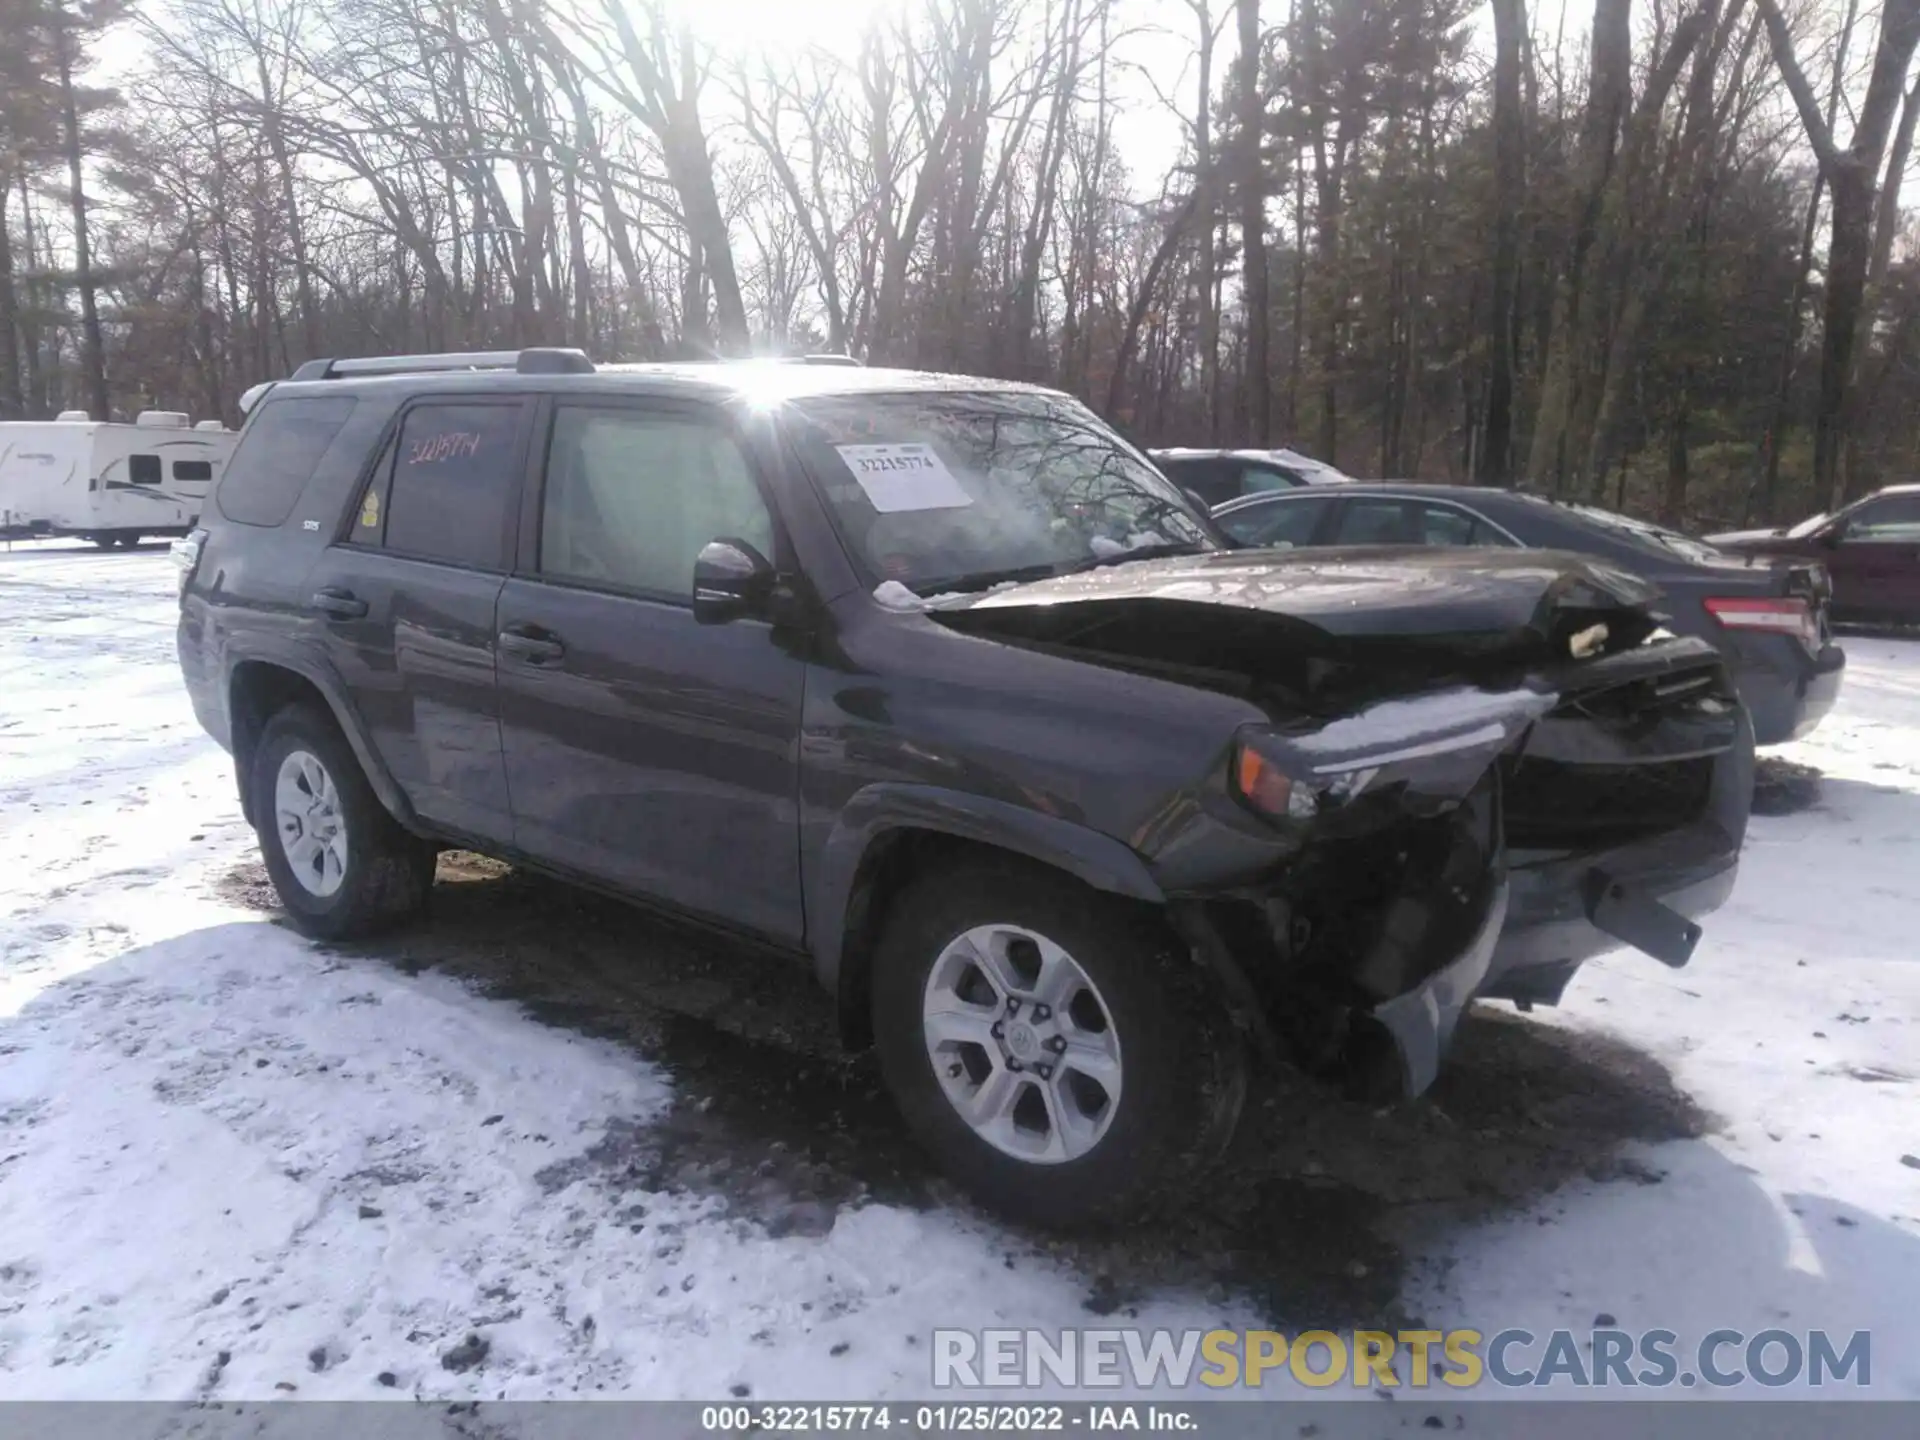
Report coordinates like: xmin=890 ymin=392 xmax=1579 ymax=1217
xmin=1709 ymin=485 xmax=1920 ymax=625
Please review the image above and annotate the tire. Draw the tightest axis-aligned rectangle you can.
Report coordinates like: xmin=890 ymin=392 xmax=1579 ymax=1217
xmin=871 ymin=860 xmax=1246 ymax=1228
xmin=250 ymin=704 xmax=435 ymax=941
xmin=90 ymin=535 xmax=114 ymax=550
xmin=116 ymin=532 xmax=141 ymax=549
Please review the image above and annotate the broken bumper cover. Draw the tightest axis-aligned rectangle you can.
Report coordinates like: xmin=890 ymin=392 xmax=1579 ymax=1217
xmin=1371 ymin=853 xmax=1735 ymax=1095
xmin=1372 ymin=878 xmax=1510 ymax=1095
xmin=1223 ymin=639 xmax=1753 ymax=1099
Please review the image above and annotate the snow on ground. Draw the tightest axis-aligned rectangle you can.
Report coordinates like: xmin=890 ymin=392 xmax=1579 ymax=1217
xmin=0 ymin=539 xmax=1916 ymax=1404
xmin=1406 ymin=638 xmax=1920 ymax=1396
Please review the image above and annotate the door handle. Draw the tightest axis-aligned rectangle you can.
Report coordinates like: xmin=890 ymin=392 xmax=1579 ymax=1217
xmin=310 ymin=587 xmax=368 ymax=620
xmin=498 ymin=626 xmax=566 ymax=663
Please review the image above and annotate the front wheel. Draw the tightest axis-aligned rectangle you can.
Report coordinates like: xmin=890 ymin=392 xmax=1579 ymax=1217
xmin=871 ymin=861 xmax=1245 ymax=1227
xmin=250 ymin=705 xmax=435 ymax=940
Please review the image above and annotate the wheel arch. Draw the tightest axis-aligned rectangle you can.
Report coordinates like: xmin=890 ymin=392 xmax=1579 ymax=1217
xmin=227 ymin=657 xmax=415 ymax=832
xmin=808 ymin=784 xmax=1167 ymax=1051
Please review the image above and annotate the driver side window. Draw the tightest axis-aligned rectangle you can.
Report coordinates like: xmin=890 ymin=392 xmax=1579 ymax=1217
xmin=538 ymin=407 xmax=773 ymax=598
xmin=1842 ymin=495 xmax=1920 ymax=542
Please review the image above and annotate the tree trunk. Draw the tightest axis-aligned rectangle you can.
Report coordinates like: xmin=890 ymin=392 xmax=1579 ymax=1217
xmin=253 ymin=51 xmax=322 ymax=360
xmin=1236 ymin=0 xmax=1270 ymax=445
xmin=1480 ymin=0 xmax=1527 ymax=484
xmin=53 ymin=0 xmax=109 ymax=419
xmin=1526 ymin=0 xmax=1633 ymax=492
xmin=18 ymin=170 xmax=45 ymax=415
xmin=1192 ymin=3 xmax=1220 ymax=441
xmin=1756 ymin=0 xmax=1920 ymax=508
xmin=1107 ymin=193 xmax=1201 ymax=418
xmin=0 ymin=176 xmax=20 ymax=418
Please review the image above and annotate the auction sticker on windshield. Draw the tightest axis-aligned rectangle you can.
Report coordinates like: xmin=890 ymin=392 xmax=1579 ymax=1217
xmin=836 ymin=442 xmax=975 ymax=512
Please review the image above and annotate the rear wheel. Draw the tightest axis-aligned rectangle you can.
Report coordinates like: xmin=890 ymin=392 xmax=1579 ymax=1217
xmin=250 ymin=705 xmax=435 ymax=940
xmin=871 ymin=861 xmax=1244 ymax=1227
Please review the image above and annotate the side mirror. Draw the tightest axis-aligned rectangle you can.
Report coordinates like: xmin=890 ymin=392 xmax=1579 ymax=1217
xmin=692 ymin=538 xmax=775 ymax=624
xmin=1819 ymin=523 xmax=1846 ymax=548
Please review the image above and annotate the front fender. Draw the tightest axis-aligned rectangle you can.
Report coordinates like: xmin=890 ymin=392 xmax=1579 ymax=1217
xmin=806 ymin=782 xmax=1166 ymax=992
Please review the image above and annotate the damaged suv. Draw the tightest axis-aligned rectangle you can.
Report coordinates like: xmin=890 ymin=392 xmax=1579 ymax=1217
xmin=176 ymin=352 xmax=1753 ymax=1226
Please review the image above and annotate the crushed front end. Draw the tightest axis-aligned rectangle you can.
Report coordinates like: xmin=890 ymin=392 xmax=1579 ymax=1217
xmin=934 ymin=548 xmax=1754 ymax=1099
xmin=1164 ymin=634 xmax=1749 ymax=1099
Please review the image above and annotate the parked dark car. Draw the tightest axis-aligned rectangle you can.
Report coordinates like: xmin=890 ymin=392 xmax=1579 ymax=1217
xmin=177 ymin=352 xmax=1752 ymax=1226
xmin=1212 ymin=483 xmax=1845 ymax=747
xmin=1150 ymin=446 xmax=1354 ymax=507
xmin=1707 ymin=485 xmax=1920 ymax=626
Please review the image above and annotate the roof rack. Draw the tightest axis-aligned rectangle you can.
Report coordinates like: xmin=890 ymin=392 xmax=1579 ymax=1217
xmin=288 ymin=348 xmax=596 ymax=381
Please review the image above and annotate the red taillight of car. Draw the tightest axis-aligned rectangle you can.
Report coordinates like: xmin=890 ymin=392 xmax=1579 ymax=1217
xmin=1704 ymin=595 xmax=1817 ymax=647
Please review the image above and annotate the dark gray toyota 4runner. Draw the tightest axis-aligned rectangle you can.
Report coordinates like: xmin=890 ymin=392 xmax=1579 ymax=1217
xmin=177 ymin=350 xmax=1753 ymax=1226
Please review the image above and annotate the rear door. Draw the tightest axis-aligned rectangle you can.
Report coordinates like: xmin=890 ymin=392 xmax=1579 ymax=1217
xmin=315 ymin=395 xmax=529 ymax=846
xmin=1327 ymin=496 xmax=1516 ymax=548
xmin=495 ymin=398 xmax=806 ymax=944
xmin=1827 ymin=494 xmax=1920 ymax=618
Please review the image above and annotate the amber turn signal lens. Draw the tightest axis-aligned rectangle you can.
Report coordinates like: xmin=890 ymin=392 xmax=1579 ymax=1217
xmin=1233 ymin=743 xmax=1295 ymax=817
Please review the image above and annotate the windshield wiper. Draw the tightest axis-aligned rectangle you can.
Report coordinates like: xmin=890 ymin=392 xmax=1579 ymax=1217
xmin=911 ymin=561 xmax=1065 ymax=596
xmin=916 ymin=543 xmax=1213 ymax=597
xmin=1061 ymin=541 xmax=1213 ymax=575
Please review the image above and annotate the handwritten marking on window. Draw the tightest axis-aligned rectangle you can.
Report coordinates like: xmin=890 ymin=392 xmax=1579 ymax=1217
xmin=407 ymin=431 xmax=483 ymax=466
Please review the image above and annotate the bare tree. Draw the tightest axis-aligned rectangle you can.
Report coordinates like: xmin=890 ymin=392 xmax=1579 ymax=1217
xmin=1758 ymin=0 xmax=1920 ymax=505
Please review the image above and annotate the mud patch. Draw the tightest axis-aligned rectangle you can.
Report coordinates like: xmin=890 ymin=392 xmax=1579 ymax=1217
xmin=1752 ymin=757 xmax=1823 ymax=816
xmin=221 ymin=855 xmax=1706 ymax=1328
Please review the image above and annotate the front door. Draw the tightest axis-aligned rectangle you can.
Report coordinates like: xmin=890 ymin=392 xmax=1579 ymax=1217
xmin=495 ymin=399 xmax=806 ymax=944
xmin=315 ymin=396 xmax=529 ymax=845
xmin=1825 ymin=493 xmax=1920 ymax=619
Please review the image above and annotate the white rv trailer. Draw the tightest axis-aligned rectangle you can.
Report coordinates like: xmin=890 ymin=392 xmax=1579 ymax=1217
xmin=0 ymin=411 xmax=236 ymax=547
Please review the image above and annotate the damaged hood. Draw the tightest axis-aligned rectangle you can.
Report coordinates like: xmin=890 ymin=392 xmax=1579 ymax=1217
xmin=929 ymin=547 xmax=1670 ymax=713
xmin=944 ymin=547 xmax=1660 ymax=652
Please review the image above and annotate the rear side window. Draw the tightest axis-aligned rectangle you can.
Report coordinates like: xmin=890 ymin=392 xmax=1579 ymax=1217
xmin=1159 ymin=459 xmax=1235 ymax=507
xmin=128 ymin=454 xmax=162 ymax=485
xmin=217 ymin=397 xmax=358 ymax=527
xmin=1418 ymin=503 xmax=1514 ymax=546
xmin=378 ymin=403 xmax=523 ymax=570
xmin=1238 ymin=463 xmax=1303 ymax=494
xmin=1217 ymin=494 xmax=1334 ymax=548
xmin=1334 ymin=499 xmax=1421 ymax=545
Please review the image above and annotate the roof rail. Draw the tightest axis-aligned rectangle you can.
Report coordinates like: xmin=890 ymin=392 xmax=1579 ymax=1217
xmin=288 ymin=348 xmax=595 ymax=381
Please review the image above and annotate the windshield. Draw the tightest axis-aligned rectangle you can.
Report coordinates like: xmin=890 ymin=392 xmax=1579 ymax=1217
xmin=1563 ymin=503 xmax=1727 ymax=564
xmin=787 ymin=391 xmax=1217 ymax=593
xmin=1785 ymin=512 xmax=1830 ymax=539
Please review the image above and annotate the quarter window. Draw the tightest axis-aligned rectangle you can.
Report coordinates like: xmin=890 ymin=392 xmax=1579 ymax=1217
xmin=216 ymin=397 xmax=357 ymax=527
xmin=538 ymin=407 xmax=773 ymax=598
